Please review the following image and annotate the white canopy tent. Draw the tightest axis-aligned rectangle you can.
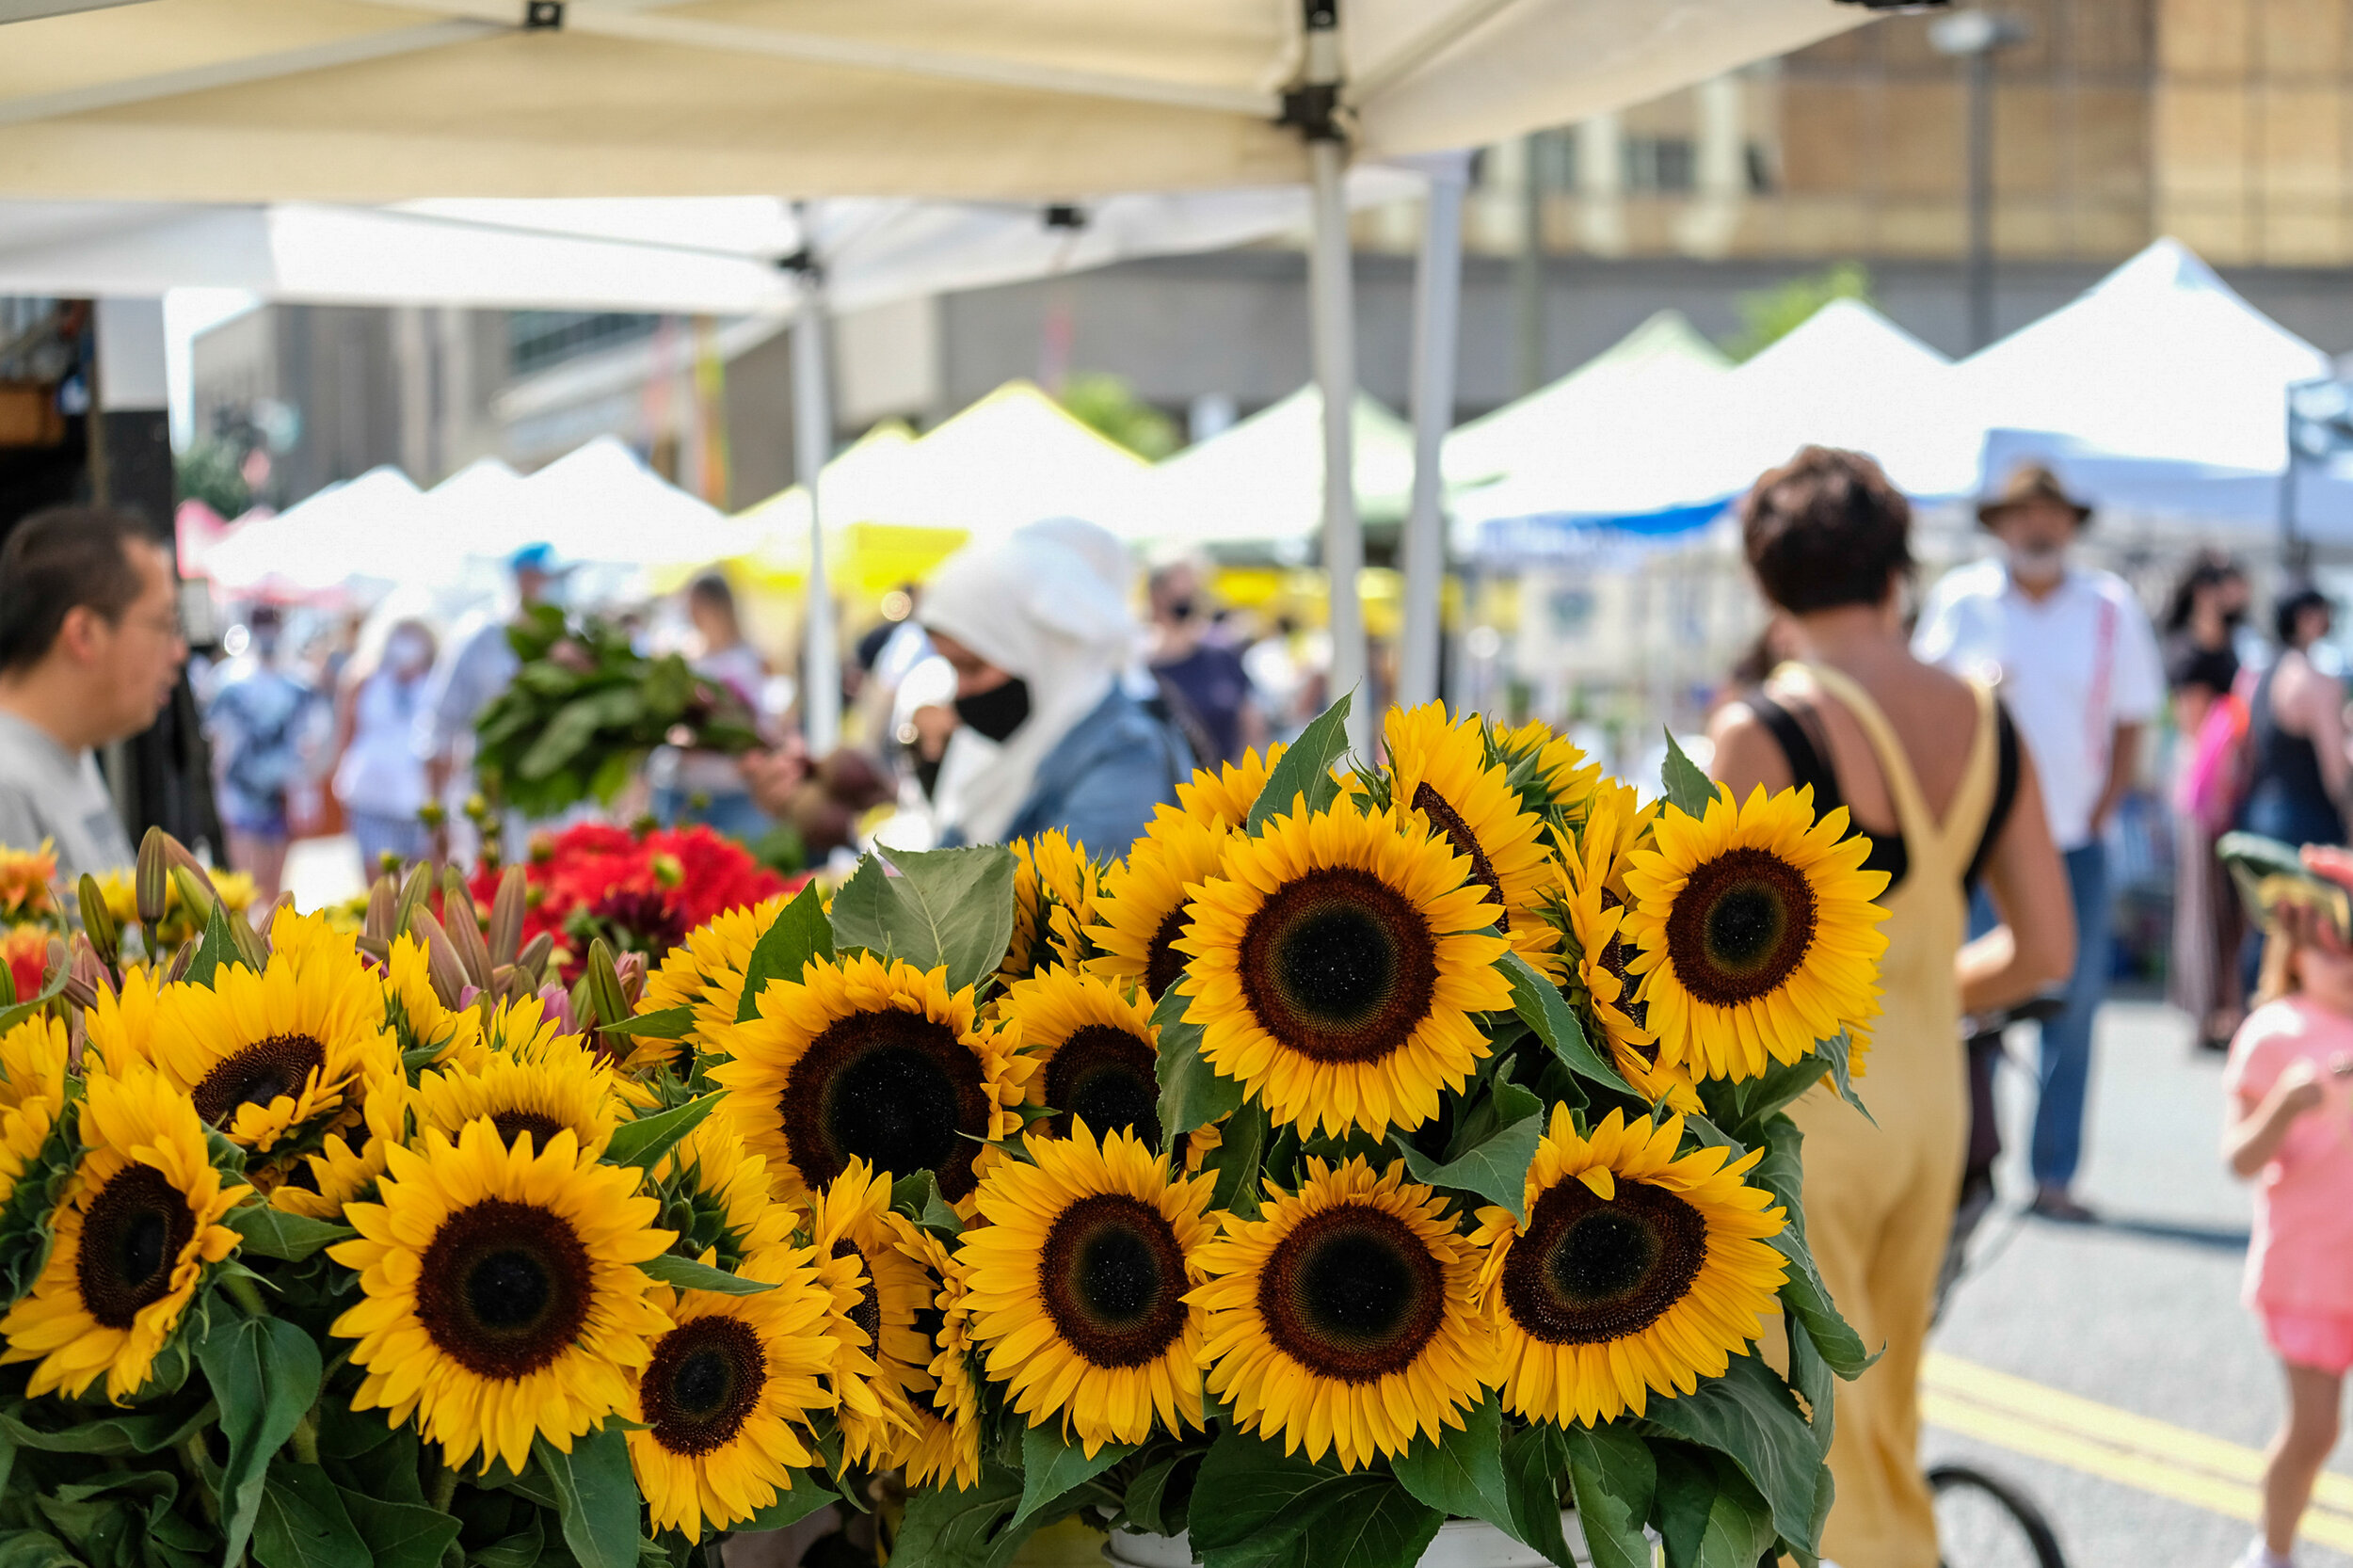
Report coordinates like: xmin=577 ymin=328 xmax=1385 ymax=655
xmin=1457 ymin=298 xmax=1959 ymax=561
xmin=0 ymin=0 xmax=1879 ymax=751
xmin=504 ymin=435 xmax=752 ymax=567
xmin=204 ymin=464 xmax=445 ymax=593
xmin=1142 ymin=385 xmax=1417 ymax=550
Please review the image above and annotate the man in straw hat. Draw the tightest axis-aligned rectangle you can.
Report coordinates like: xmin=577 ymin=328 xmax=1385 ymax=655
xmin=1915 ymin=462 xmax=2164 ymax=1223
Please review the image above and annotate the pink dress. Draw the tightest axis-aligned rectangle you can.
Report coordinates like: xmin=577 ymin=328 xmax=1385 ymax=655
xmin=2224 ymin=996 xmax=2353 ymax=1372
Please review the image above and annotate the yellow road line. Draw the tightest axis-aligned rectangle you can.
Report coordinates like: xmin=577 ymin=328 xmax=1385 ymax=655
xmin=1925 ymin=1352 xmax=2353 ymax=1514
xmin=1922 ymin=1368 xmax=2353 ymax=1548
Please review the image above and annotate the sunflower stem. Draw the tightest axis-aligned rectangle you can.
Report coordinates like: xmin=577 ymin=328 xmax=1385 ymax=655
xmin=428 ymin=1462 xmax=460 ymax=1512
xmin=220 ymin=1272 xmax=269 ymax=1318
xmin=291 ymin=1409 xmax=319 ymax=1466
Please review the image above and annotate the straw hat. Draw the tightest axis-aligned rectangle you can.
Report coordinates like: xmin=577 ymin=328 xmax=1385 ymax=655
xmin=1977 ymin=462 xmax=2092 ymax=528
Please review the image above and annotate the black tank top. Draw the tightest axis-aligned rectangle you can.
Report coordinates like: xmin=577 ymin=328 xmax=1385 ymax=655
xmin=1743 ymin=689 xmax=2021 ymax=896
xmin=2247 ymin=665 xmax=2337 ymax=824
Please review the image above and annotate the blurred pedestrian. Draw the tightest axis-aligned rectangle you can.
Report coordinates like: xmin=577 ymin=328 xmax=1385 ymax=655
xmin=423 ymin=542 xmax=563 ymax=854
xmin=332 ymin=618 xmax=436 ymax=875
xmin=2241 ymin=586 xmax=2345 ymax=852
xmin=1712 ymin=447 xmax=2073 ymax=1568
xmin=1915 ymin=462 xmax=2164 ymax=1223
xmin=2167 ymin=553 xmax=2255 ymax=1051
xmin=0 ymin=506 xmax=188 ymax=879
xmin=204 ymin=605 xmax=317 ymax=904
xmin=920 ymin=522 xmax=1189 ymax=856
xmin=2221 ymin=846 xmax=2353 ymax=1568
xmin=1146 ymin=557 xmax=1263 ymax=766
xmin=648 ymin=572 xmax=773 ymax=841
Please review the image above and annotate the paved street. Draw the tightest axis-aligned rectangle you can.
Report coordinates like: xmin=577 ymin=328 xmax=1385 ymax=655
xmin=1926 ymin=997 xmax=2353 ymax=1567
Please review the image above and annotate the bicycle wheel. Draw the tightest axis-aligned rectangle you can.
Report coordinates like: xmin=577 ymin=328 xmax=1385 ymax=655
xmin=1929 ymin=1464 xmax=2067 ymax=1568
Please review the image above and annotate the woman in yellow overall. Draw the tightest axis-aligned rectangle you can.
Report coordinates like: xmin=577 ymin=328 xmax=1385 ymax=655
xmin=1709 ymin=447 xmax=2076 ymax=1568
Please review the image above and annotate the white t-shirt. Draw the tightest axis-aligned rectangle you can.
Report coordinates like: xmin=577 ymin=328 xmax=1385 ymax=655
xmin=0 ymin=710 xmax=137 ymax=881
xmin=1913 ymin=557 xmax=2164 ymax=852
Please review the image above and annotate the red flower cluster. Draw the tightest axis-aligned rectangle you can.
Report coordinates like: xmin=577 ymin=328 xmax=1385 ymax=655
xmin=1 ymin=927 xmax=46 ymax=1004
xmin=470 ymin=822 xmax=789 ymax=980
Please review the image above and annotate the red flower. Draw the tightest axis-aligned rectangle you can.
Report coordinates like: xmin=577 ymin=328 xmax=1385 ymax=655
xmin=472 ymin=821 xmax=785 ymax=984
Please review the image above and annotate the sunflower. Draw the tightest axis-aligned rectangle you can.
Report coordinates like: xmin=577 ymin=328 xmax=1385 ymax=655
xmin=1004 ymin=832 xmax=1099 ymax=980
xmin=1376 ymin=704 xmax=1556 ymax=961
xmin=1489 ymin=717 xmax=1603 ymax=824
xmin=888 ymin=1216 xmax=983 ymax=1492
xmin=626 ymin=1243 xmax=837 ymax=1542
xmin=1622 ymin=784 xmax=1889 ymax=1080
xmin=1088 ymin=810 xmax=1232 ymax=1002
xmin=0 ymin=1014 xmax=71 ymax=1121
xmin=637 ymin=892 xmax=792 ymax=1068
xmin=1471 ymin=1106 xmax=1787 ymax=1426
xmin=652 ymin=1117 xmax=796 ymax=1274
xmin=329 ymin=1121 xmax=675 ymax=1474
xmin=1193 ymin=1156 xmax=1491 ymax=1470
xmin=0 ymin=1016 xmax=72 ymax=1221
xmin=959 ymin=1123 xmax=1215 ymax=1456
xmin=1175 ymin=797 xmax=1513 ymax=1140
xmin=1545 ymin=798 xmax=1697 ymax=1112
xmin=270 ymin=1073 xmax=409 ymax=1221
xmin=138 ymin=940 xmax=399 ymax=1171
xmin=413 ymin=1032 xmax=625 ymax=1160
xmin=382 ymin=933 xmax=483 ymax=1068
xmin=805 ymin=1160 xmax=929 ymax=1468
xmin=0 ymin=1067 xmax=248 ymax=1402
xmin=708 ymin=953 xmax=1027 ymax=1208
xmin=1174 ymin=744 xmax=1287 ymax=830
xmin=999 ymin=967 xmax=1163 ymax=1147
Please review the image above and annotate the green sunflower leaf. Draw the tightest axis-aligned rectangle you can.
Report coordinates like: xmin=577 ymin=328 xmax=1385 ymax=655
xmin=891 ymin=1459 xmax=1023 ymax=1568
xmin=1636 ymin=1353 xmax=1823 ymax=1556
xmin=1785 ymin=1312 xmax=1837 ymax=1460
xmin=1650 ymin=1446 xmax=1777 ymax=1568
xmin=225 ymin=1204 xmax=355 ymax=1262
xmin=890 ymin=1171 xmax=964 ymax=1238
xmin=637 ymin=1252 xmax=776 ymax=1294
xmin=1203 ymin=1098 xmax=1271 ymax=1221
xmin=0 ymin=962 xmax=67 ymax=1035
xmin=0 ymin=1399 xmax=215 ymax=1458
xmin=1246 ymin=692 xmax=1353 ymax=833
xmin=737 ymin=882 xmax=835 ymax=1023
xmin=603 ymin=1092 xmax=724 ymax=1169
xmin=1120 ymin=1450 xmax=1200 ymax=1536
xmin=1658 ymin=729 xmax=1720 ymax=820
xmin=251 ymin=1463 xmax=367 ymax=1568
xmin=1500 ymin=1423 xmax=1576 ymax=1568
xmin=1561 ymin=1422 xmax=1657 ymax=1568
xmin=1151 ymin=985 xmax=1242 ymax=1151
xmin=736 ymin=1477 xmax=840 ymax=1534
xmin=1388 ymin=1079 xmax=1543 ymax=1224
xmin=1390 ymin=1391 xmax=1517 ymax=1541
xmin=829 ymin=844 xmax=1016 ymax=996
xmin=467 ymin=1514 xmax=542 ymax=1568
xmin=183 ymin=891 xmax=246 ymax=988
xmin=197 ymin=1313 xmax=323 ymax=1568
xmin=533 ymin=1426 xmax=639 ymax=1568
xmin=1305 ymin=1483 xmax=1444 ymax=1568
xmin=1189 ymin=1428 xmax=1418 ymax=1568
xmin=0 ymin=1531 xmax=81 ymax=1568
xmin=1012 ymin=1427 xmax=1133 ymax=1535
xmin=1814 ymin=1030 xmax=1872 ymax=1124
xmin=599 ymin=1007 xmax=696 ymax=1040
xmin=1501 ymin=952 xmax=1635 ymax=1098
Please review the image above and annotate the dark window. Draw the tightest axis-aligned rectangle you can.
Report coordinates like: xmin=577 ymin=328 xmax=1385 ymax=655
xmin=506 ymin=312 xmax=659 ymax=376
xmin=1624 ymin=136 xmax=1696 ymax=193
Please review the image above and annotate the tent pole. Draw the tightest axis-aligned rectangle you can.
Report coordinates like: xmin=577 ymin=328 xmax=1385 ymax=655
xmin=1400 ymin=153 xmax=1465 ymax=713
xmin=1299 ymin=0 xmax=1368 ymax=755
xmin=792 ymin=287 xmax=841 ymax=756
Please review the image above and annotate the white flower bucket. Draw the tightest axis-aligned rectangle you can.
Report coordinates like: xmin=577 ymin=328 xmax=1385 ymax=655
xmin=1102 ymin=1517 xmax=1593 ymax=1568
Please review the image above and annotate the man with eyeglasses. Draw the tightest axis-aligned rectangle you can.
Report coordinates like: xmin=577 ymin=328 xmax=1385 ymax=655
xmin=0 ymin=507 xmax=189 ymax=880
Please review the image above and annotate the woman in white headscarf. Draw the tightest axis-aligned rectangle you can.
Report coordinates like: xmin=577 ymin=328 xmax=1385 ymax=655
xmin=920 ymin=520 xmax=1190 ymax=855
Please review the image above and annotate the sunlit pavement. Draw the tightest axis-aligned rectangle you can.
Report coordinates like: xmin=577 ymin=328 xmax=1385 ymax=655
xmin=1926 ymin=998 xmax=2353 ymax=1566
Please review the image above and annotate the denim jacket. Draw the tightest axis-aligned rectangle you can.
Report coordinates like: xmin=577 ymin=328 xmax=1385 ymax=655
xmin=1001 ymin=688 xmax=1191 ymax=857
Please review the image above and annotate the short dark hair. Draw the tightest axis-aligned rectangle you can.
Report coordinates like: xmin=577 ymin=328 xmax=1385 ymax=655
xmin=2277 ymin=584 xmax=2332 ymax=647
xmin=686 ymin=572 xmax=735 ymax=615
xmin=1739 ymin=446 xmax=1913 ymax=615
xmin=0 ymin=507 xmax=157 ymax=674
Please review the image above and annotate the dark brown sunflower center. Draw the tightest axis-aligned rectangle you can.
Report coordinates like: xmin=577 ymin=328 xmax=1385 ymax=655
xmin=643 ymin=1315 xmax=767 ymax=1457
xmin=1412 ymin=782 xmax=1507 ymax=932
xmin=1144 ymin=908 xmax=1190 ymax=1000
xmin=1045 ymin=1024 xmax=1161 ymax=1146
xmin=1237 ymin=868 xmax=1439 ymax=1065
xmin=1501 ymin=1176 xmax=1707 ymax=1345
xmin=490 ymin=1111 xmax=569 ymax=1152
xmin=1258 ymin=1202 xmax=1444 ymax=1384
xmin=1662 ymin=847 xmax=1817 ymax=1008
xmin=911 ymin=1304 xmax=957 ymax=1416
xmin=189 ymin=1032 xmax=327 ymax=1126
xmin=416 ymin=1197 xmax=594 ymax=1379
xmin=1038 ymin=1192 xmax=1188 ymax=1368
xmin=781 ymin=1009 xmax=991 ymax=1200
xmin=1595 ymin=890 xmax=1655 ymax=1056
xmin=76 ymin=1164 xmax=197 ymax=1330
xmin=831 ymin=1238 xmax=883 ymax=1350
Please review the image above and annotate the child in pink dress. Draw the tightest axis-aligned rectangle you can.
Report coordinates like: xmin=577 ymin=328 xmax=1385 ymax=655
xmin=2224 ymin=857 xmax=2353 ymax=1568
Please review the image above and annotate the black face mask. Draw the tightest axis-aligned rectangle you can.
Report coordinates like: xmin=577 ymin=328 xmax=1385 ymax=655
xmin=955 ymin=677 xmax=1032 ymax=743
xmin=1165 ymin=597 xmax=1196 ymax=623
